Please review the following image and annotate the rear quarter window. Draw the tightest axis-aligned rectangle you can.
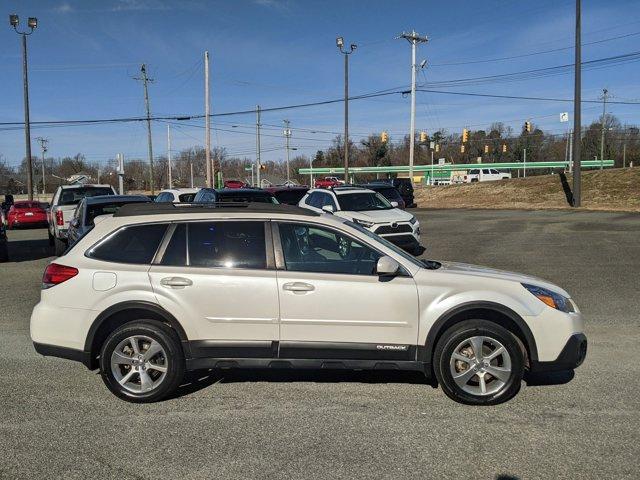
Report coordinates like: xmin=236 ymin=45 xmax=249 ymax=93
xmin=87 ymin=223 xmax=168 ymax=264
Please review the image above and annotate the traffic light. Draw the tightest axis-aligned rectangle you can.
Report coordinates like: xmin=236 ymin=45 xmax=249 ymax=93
xmin=419 ymin=131 xmax=428 ymax=143
xmin=524 ymin=121 xmax=532 ymax=133
xmin=381 ymin=131 xmax=389 ymax=143
xmin=484 ymin=145 xmax=489 ymax=154
xmin=502 ymin=144 xmax=507 ymax=153
xmin=460 ymin=145 xmax=465 ymax=153
xmin=462 ymin=128 xmax=469 ymax=143
xmin=435 ymin=144 xmax=440 ymax=153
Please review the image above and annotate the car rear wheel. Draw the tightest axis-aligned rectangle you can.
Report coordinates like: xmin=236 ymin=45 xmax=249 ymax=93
xmin=99 ymin=320 xmax=185 ymax=403
xmin=433 ymin=320 xmax=524 ymax=405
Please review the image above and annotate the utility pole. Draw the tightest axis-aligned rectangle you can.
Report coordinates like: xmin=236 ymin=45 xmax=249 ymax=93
xmin=167 ymin=124 xmax=172 ymax=189
xmin=10 ymin=15 xmax=38 ymax=201
xmin=35 ymin=137 xmax=48 ymax=195
xmin=189 ymin=148 xmax=194 ymax=188
xmin=283 ymin=119 xmax=292 ymax=183
xmin=398 ymin=30 xmax=429 ymax=185
xmin=256 ymin=105 xmax=262 ymax=188
xmin=572 ymin=0 xmax=582 ymax=207
xmin=599 ymin=88 xmax=608 ymax=169
xmin=204 ymin=51 xmax=212 ymax=188
xmin=135 ymin=64 xmax=155 ymax=194
xmin=623 ymin=142 xmax=627 ymax=168
xmin=117 ymin=154 xmax=124 ymax=195
xmin=523 ymin=148 xmax=527 ymax=178
xmin=336 ymin=37 xmax=356 ymax=183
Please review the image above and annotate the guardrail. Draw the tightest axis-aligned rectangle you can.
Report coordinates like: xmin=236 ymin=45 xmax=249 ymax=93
xmin=298 ymin=160 xmax=614 ymax=175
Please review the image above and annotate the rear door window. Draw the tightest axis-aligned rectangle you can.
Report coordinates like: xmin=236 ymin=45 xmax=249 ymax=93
xmin=186 ymin=221 xmax=266 ymax=269
xmin=87 ymin=223 xmax=168 ymax=264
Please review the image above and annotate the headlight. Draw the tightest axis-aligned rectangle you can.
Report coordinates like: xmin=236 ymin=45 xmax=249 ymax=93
xmin=353 ymin=218 xmax=375 ymax=228
xmin=522 ymin=283 xmax=575 ymax=313
xmin=409 ymin=216 xmax=418 ymax=225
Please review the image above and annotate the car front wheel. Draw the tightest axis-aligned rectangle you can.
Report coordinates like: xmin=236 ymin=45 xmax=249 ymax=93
xmin=99 ymin=320 xmax=185 ymax=403
xmin=433 ymin=320 xmax=524 ymax=405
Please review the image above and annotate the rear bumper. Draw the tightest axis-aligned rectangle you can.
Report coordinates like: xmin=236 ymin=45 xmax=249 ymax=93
xmin=530 ymin=333 xmax=587 ymax=373
xmin=33 ymin=342 xmax=93 ymax=369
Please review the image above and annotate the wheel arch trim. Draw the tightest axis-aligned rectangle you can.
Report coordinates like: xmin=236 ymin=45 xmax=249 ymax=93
xmin=420 ymin=301 xmax=539 ymax=365
xmin=84 ymin=301 xmax=190 ymax=356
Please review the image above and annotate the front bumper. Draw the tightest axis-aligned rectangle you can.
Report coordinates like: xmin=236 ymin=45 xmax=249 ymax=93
xmin=530 ymin=333 xmax=587 ymax=373
xmin=383 ymin=234 xmax=425 ymax=255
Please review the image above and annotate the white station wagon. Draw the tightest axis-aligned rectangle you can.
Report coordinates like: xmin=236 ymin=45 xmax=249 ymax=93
xmin=31 ymin=203 xmax=587 ymax=405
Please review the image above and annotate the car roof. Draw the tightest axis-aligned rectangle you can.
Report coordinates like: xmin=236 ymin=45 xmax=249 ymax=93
xmin=84 ymin=195 xmax=150 ymax=205
xmin=265 ymin=186 xmax=309 ymax=192
xmin=158 ymin=188 xmax=200 ymax=194
xmin=114 ymin=201 xmax=318 ymax=218
xmin=58 ymin=184 xmax=113 ymax=190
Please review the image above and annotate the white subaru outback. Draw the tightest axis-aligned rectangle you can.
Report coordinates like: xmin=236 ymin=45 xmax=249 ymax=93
xmin=30 ymin=202 xmax=587 ymax=405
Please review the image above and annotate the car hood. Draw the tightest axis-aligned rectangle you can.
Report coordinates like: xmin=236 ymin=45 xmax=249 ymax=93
xmin=436 ymin=261 xmax=571 ymax=298
xmin=336 ymin=208 xmax=414 ymax=224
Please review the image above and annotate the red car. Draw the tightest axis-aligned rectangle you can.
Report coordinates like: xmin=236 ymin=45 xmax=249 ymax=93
xmin=223 ymin=180 xmax=246 ymax=189
xmin=7 ymin=201 xmax=48 ymax=229
xmin=314 ymin=176 xmax=343 ymax=188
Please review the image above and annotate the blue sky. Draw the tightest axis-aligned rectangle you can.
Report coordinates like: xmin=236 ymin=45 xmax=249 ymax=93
xmin=1 ymin=0 xmax=639 ymax=167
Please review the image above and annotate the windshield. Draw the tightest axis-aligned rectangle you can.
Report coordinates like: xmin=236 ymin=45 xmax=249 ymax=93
xmin=178 ymin=193 xmax=196 ymax=202
xmin=274 ymin=189 xmax=308 ymax=205
xmin=85 ymin=200 xmax=148 ymax=226
xmin=58 ymin=187 xmax=114 ymax=206
xmin=337 ymin=192 xmax=392 ymax=211
xmin=344 ymin=220 xmax=424 ymax=269
xmin=372 ymin=187 xmax=402 ymax=201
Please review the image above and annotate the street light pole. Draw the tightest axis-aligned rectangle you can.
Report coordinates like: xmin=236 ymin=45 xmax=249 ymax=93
xmin=599 ymin=88 xmax=608 ymax=169
xmin=10 ymin=14 xmax=38 ymax=201
xmin=36 ymin=137 xmax=48 ymax=195
xmin=336 ymin=37 xmax=356 ymax=183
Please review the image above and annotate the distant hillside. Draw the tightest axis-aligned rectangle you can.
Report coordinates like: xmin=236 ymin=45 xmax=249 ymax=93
xmin=414 ymin=168 xmax=640 ymax=212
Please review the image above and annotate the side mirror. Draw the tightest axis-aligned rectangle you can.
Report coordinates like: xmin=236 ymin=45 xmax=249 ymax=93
xmin=376 ymin=255 xmax=400 ymax=276
xmin=321 ymin=205 xmax=335 ymax=214
xmin=390 ymin=201 xmax=399 ymax=208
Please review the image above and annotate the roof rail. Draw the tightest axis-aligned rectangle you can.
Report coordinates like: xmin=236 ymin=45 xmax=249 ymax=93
xmin=114 ymin=201 xmax=318 ymax=217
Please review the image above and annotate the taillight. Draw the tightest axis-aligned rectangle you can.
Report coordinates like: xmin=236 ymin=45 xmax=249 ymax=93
xmin=56 ymin=210 xmax=64 ymax=226
xmin=42 ymin=263 xmax=78 ymax=289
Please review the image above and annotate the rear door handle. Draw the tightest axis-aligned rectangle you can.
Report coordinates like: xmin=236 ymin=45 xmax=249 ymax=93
xmin=282 ymin=282 xmax=315 ymax=293
xmin=160 ymin=276 xmax=193 ymax=288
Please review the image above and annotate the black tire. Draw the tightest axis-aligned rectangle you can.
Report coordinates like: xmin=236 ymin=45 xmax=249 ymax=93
xmin=48 ymin=229 xmax=54 ymax=246
xmin=471 ymin=178 xmax=479 ymax=183
xmin=54 ymin=237 xmax=67 ymax=256
xmin=99 ymin=320 xmax=185 ymax=403
xmin=0 ymin=243 xmax=8 ymax=262
xmin=433 ymin=319 xmax=524 ymax=405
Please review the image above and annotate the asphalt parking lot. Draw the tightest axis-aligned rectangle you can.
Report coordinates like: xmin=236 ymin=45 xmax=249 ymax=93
xmin=1 ymin=209 xmax=639 ymax=479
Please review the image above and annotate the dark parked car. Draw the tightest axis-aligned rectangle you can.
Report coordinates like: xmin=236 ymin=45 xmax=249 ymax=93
xmin=391 ymin=178 xmax=415 ymax=208
xmin=193 ymin=188 xmax=278 ymax=204
xmin=358 ymin=183 xmax=405 ymax=209
xmin=0 ymin=210 xmax=7 ymax=262
xmin=67 ymin=195 xmax=151 ymax=246
xmin=264 ymin=186 xmax=309 ymax=205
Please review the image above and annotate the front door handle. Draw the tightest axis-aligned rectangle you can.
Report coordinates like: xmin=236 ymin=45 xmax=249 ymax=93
xmin=160 ymin=276 xmax=193 ymax=288
xmin=282 ymin=282 xmax=315 ymax=293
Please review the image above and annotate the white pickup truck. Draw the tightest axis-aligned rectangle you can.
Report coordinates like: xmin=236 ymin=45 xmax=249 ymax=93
xmin=48 ymin=184 xmax=116 ymax=255
xmin=464 ymin=168 xmax=512 ymax=183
